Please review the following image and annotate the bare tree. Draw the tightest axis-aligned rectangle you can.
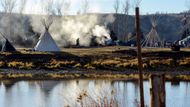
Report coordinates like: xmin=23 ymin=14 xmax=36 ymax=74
xmin=0 ymin=0 xmax=17 ymax=40
xmin=55 ymin=0 xmax=64 ymax=16
xmin=122 ymin=0 xmax=130 ymax=41
xmin=123 ymin=0 xmax=130 ymax=15
xmin=40 ymin=0 xmax=55 ymax=30
xmin=181 ymin=0 xmax=190 ymax=39
xmin=82 ymin=0 xmax=89 ymax=14
xmin=113 ymin=0 xmax=121 ymax=41
xmin=53 ymin=0 xmax=71 ymax=16
xmin=63 ymin=1 xmax=71 ymax=15
xmin=41 ymin=0 xmax=55 ymax=15
xmin=133 ymin=0 xmax=142 ymax=8
xmin=113 ymin=0 xmax=120 ymax=14
xmin=1 ymin=0 xmax=16 ymax=13
xmin=18 ymin=0 xmax=27 ymax=14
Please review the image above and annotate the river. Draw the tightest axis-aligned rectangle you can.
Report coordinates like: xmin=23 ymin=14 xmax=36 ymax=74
xmin=0 ymin=80 xmax=189 ymax=107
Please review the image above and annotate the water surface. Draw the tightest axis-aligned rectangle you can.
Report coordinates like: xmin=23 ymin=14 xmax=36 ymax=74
xmin=0 ymin=80 xmax=190 ymax=107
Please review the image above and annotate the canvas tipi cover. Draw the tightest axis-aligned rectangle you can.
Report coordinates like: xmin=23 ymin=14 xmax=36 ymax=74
xmin=1 ymin=39 xmax=16 ymax=52
xmin=34 ymin=30 xmax=60 ymax=52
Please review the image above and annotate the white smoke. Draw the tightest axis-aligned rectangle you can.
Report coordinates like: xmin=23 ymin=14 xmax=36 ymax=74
xmin=0 ymin=14 xmax=35 ymax=47
xmin=92 ymin=25 xmax=110 ymax=38
xmin=0 ymin=13 xmax=114 ymax=47
xmin=92 ymin=25 xmax=111 ymax=45
xmin=0 ymin=0 xmax=116 ymax=48
xmin=49 ymin=14 xmax=114 ymax=47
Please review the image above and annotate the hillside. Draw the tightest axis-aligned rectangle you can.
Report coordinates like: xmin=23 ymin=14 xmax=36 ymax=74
xmin=0 ymin=13 xmax=185 ymax=47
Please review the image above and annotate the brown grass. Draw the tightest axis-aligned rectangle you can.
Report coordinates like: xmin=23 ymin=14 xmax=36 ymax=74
xmin=76 ymin=90 xmax=119 ymax=107
xmin=7 ymin=61 xmax=34 ymax=69
xmin=178 ymin=57 xmax=190 ymax=66
xmin=45 ymin=59 xmax=77 ymax=69
xmin=149 ymin=59 xmax=172 ymax=66
xmin=47 ymin=73 xmax=81 ymax=79
xmin=0 ymin=46 xmax=190 ymax=71
xmin=7 ymin=73 xmax=33 ymax=78
xmin=0 ymin=61 xmax=5 ymax=67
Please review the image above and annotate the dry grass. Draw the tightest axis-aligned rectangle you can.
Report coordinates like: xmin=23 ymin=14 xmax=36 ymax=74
xmin=149 ymin=59 xmax=172 ymax=66
xmin=0 ymin=72 xmax=189 ymax=81
xmin=92 ymin=59 xmax=121 ymax=67
xmin=0 ymin=74 xmax=3 ymax=78
xmin=20 ymin=51 xmax=54 ymax=55
xmin=7 ymin=73 xmax=33 ymax=78
xmin=47 ymin=73 xmax=81 ymax=79
xmin=63 ymin=46 xmax=129 ymax=56
xmin=45 ymin=59 xmax=77 ymax=69
xmin=7 ymin=61 xmax=34 ymax=69
xmin=178 ymin=57 xmax=190 ymax=66
xmin=76 ymin=90 xmax=120 ymax=107
xmin=0 ymin=52 xmax=13 ymax=56
xmin=142 ymin=48 xmax=171 ymax=52
xmin=176 ymin=75 xmax=190 ymax=81
xmin=74 ymin=63 xmax=82 ymax=68
xmin=0 ymin=61 xmax=5 ymax=67
xmin=0 ymin=46 xmax=190 ymax=71
xmin=84 ymin=64 xmax=96 ymax=69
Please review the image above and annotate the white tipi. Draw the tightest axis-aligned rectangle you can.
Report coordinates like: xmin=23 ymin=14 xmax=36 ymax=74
xmin=142 ymin=15 xmax=161 ymax=47
xmin=34 ymin=19 xmax=60 ymax=52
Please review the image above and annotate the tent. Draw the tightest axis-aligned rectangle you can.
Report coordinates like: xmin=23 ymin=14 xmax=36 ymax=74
xmin=142 ymin=15 xmax=162 ymax=47
xmin=0 ymin=33 xmax=16 ymax=52
xmin=179 ymin=35 xmax=190 ymax=47
xmin=34 ymin=19 xmax=60 ymax=52
xmin=1 ymin=39 xmax=16 ymax=52
xmin=181 ymin=14 xmax=190 ymax=40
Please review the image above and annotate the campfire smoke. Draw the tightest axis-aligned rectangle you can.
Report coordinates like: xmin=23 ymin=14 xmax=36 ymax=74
xmin=32 ymin=14 xmax=115 ymax=47
xmin=0 ymin=13 xmax=115 ymax=47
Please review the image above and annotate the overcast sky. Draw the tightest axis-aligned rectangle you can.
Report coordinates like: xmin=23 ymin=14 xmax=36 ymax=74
xmin=8 ymin=0 xmax=189 ymax=15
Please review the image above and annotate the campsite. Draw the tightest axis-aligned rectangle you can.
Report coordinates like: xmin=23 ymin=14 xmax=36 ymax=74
xmin=1 ymin=0 xmax=190 ymax=107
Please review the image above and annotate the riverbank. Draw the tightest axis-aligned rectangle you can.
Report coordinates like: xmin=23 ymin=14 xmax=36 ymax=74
xmin=0 ymin=46 xmax=190 ymax=80
xmin=0 ymin=69 xmax=190 ymax=81
xmin=1 ymin=46 xmax=190 ymax=71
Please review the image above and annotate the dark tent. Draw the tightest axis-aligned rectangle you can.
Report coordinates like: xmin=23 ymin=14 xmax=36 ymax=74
xmin=1 ymin=39 xmax=16 ymax=52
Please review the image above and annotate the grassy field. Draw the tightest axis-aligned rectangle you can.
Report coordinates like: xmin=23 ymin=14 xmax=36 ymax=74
xmin=0 ymin=46 xmax=190 ymax=80
xmin=1 ymin=46 xmax=190 ymax=71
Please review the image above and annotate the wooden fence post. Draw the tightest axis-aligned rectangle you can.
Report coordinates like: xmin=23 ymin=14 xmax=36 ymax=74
xmin=150 ymin=74 xmax=165 ymax=107
xmin=160 ymin=74 xmax=166 ymax=107
xmin=135 ymin=7 xmax=144 ymax=107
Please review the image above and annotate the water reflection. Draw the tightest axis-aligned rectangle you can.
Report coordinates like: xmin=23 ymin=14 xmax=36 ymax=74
xmin=0 ymin=80 xmax=189 ymax=107
xmin=166 ymin=82 xmax=190 ymax=107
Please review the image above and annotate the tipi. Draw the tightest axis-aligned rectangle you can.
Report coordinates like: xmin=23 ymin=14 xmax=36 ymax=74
xmin=0 ymin=33 xmax=16 ymax=52
xmin=142 ymin=15 xmax=161 ymax=47
xmin=179 ymin=14 xmax=190 ymax=47
xmin=1 ymin=39 xmax=16 ymax=52
xmin=181 ymin=14 xmax=190 ymax=40
xmin=34 ymin=19 xmax=60 ymax=52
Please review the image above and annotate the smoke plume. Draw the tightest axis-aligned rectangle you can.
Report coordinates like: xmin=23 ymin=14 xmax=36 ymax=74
xmin=0 ymin=14 xmax=36 ymax=47
xmin=61 ymin=15 xmax=113 ymax=46
xmin=31 ymin=14 xmax=115 ymax=47
xmin=0 ymin=13 xmax=115 ymax=48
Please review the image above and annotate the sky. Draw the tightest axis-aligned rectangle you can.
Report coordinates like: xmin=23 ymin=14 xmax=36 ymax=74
xmin=8 ymin=0 xmax=190 ymax=15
